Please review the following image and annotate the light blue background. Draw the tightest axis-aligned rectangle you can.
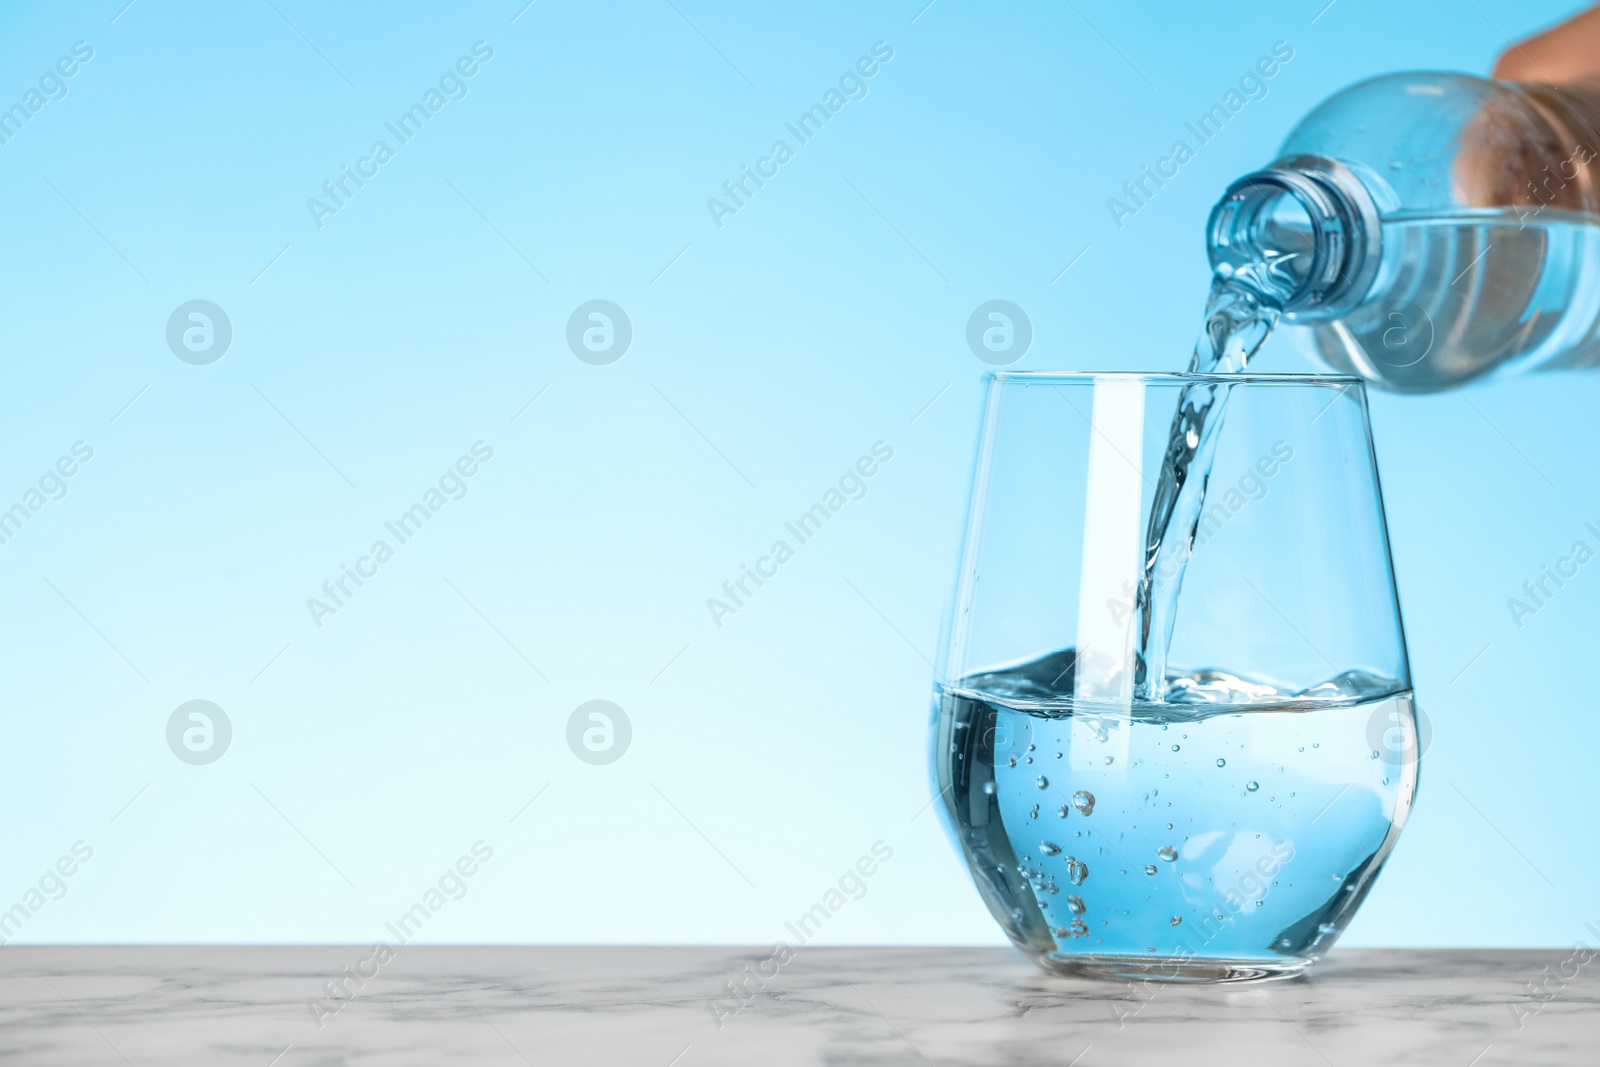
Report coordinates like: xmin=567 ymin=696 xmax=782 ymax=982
xmin=0 ymin=0 xmax=1593 ymax=947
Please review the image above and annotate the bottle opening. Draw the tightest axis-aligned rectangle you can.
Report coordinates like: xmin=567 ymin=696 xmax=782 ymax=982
xmin=1207 ymin=156 xmax=1381 ymax=321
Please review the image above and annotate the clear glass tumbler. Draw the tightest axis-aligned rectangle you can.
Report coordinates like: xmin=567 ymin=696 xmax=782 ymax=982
xmin=932 ymin=372 xmax=1419 ymax=982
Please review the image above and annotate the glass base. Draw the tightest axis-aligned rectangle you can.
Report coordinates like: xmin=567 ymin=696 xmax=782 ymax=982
xmin=1034 ymin=952 xmax=1315 ymax=984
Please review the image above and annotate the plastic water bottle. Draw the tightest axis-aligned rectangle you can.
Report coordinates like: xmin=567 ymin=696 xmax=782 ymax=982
xmin=1207 ymin=71 xmax=1600 ymax=391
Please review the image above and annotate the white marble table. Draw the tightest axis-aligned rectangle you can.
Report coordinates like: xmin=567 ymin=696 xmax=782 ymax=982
xmin=0 ymin=946 xmax=1591 ymax=1065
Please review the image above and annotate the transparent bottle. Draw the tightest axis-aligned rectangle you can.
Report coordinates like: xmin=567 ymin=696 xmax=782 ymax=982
xmin=1208 ymin=71 xmax=1600 ymax=391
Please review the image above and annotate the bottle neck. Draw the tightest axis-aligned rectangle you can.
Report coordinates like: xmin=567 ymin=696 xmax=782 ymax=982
xmin=1206 ymin=155 xmax=1381 ymax=322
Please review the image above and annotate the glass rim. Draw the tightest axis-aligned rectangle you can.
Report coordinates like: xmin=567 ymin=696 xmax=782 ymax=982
xmin=988 ymin=370 xmax=1364 ymax=386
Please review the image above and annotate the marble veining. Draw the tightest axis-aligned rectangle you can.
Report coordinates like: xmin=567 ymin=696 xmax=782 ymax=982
xmin=0 ymin=946 xmax=1593 ymax=1065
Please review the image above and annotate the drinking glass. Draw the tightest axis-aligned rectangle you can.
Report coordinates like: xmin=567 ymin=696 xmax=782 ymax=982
xmin=932 ymin=372 xmax=1419 ymax=982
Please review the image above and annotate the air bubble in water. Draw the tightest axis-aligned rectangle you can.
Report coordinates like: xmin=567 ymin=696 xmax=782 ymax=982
xmin=1036 ymin=776 xmax=1049 ymax=789
xmin=1071 ymin=790 xmax=1095 ymax=816
xmin=1040 ymin=841 xmax=1062 ymax=856
xmin=1157 ymin=846 xmax=1177 ymax=862
xmin=1066 ymin=895 xmax=1086 ymax=915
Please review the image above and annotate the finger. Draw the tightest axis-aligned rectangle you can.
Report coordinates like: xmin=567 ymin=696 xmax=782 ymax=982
xmin=1494 ymin=6 xmax=1600 ymax=83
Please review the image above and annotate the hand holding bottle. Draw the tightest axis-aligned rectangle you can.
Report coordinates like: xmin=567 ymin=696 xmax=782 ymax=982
xmin=1206 ymin=10 xmax=1600 ymax=391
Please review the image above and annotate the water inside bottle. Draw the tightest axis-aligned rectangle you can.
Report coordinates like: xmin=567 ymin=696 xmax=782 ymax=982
xmin=1310 ymin=212 xmax=1600 ymax=387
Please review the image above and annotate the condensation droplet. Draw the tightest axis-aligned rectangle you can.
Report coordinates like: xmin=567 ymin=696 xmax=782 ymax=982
xmin=1036 ymin=776 xmax=1049 ymax=790
xmin=1066 ymin=894 xmax=1086 ymax=915
xmin=1170 ymin=916 xmax=1182 ymax=927
xmin=1215 ymin=758 xmax=1226 ymax=767
xmin=1069 ymin=918 xmax=1088 ymax=937
xmin=1157 ymin=846 xmax=1177 ymax=862
xmin=1071 ymin=790 xmax=1096 ymax=816
xmin=1246 ymin=781 xmax=1259 ymax=792
xmin=1144 ymin=865 xmax=1158 ymax=876
xmin=1066 ymin=858 xmax=1088 ymax=886
xmin=1040 ymin=841 xmax=1062 ymax=856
